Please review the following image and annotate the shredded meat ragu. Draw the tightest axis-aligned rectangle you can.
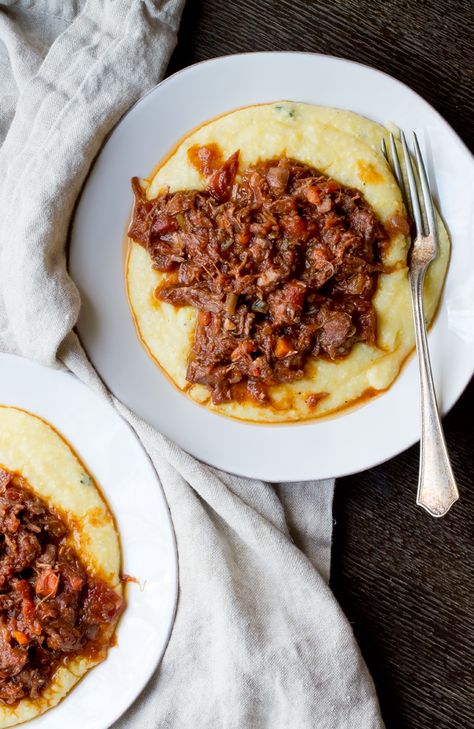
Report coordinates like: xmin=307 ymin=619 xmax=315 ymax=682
xmin=129 ymin=149 xmax=389 ymax=405
xmin=0 ymin=468 xmax=124 ymax=706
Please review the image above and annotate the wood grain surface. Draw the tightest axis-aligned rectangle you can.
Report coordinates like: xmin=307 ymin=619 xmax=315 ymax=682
xmin=169 ymin=2 xmax=473 ymax=727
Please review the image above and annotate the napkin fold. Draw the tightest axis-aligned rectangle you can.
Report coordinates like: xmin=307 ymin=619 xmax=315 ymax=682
xmin=0 ymin=2 xmax=384 ymax=727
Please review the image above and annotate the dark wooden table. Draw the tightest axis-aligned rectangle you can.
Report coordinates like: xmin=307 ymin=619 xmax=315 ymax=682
xmin=169 ymin=2 xmax=473 ymax=727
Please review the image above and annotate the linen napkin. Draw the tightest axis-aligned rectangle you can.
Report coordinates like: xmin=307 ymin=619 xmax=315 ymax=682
xmin=0 ymin=2 xmax=384 ymax=727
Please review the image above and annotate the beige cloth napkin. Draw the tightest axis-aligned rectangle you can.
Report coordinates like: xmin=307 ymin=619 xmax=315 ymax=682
xmin=0 ymin=2 xmax=384 ymax=727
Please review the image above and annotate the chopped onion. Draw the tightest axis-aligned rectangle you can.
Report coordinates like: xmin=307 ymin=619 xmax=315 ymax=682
xmin=175 ymin=213 xmax=186 ymax=229
xmin=225 ymin=292 xmax=238 ymax=315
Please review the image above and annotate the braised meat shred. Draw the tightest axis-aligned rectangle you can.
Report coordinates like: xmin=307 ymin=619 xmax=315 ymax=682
xmin=129 ymin=149 xmax=389 ymax=405
xmin=0 ymin=468 xmax=124 ymax=705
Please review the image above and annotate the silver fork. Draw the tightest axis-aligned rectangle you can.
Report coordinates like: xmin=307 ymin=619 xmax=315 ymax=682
xmin=381 ymin=132 xmax=459 ymax=517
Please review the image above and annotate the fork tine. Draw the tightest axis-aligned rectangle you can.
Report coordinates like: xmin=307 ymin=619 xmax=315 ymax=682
xmin=388 ymin=133 xmax=405 ymax=196
xmin=400 ymin=130 xmax=424 ymax=236
xmin=412 ymin=133 xmax=438 ymax=249
xmin=382 ymin=134 xmax=408 ymax=213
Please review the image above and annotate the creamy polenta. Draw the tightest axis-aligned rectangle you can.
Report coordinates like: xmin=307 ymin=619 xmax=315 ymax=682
xmin=127 ymin=102 xmax=449 ymax=422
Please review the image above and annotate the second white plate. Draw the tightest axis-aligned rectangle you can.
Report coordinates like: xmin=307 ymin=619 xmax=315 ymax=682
xmin=0 ymin=354 xmax=178 ymax=729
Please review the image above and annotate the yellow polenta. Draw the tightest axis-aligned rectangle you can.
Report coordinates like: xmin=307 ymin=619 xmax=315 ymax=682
xmin=0 ymin=407 xmax=122 ymax=727
xmin=126 ymin=102 xmax=449 ymax=422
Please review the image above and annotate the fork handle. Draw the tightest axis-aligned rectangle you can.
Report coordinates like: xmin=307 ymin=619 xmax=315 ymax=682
xmin=409 ymin=268 xmax=459 ymax=517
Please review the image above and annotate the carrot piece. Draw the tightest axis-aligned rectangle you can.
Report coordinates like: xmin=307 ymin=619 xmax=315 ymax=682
xmin=12 ymin=630 xmax=29 ymax=646
xmin=274 ymin=337 xmax=292 ymax=359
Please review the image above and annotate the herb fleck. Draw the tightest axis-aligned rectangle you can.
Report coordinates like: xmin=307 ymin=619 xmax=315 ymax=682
xmin=274 ymin=104 xmax=296 ymax=119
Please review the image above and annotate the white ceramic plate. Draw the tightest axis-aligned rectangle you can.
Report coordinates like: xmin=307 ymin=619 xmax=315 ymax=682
xmin=0 ymin=354 xmax=178 ymax=729
xmin=70 ymin=52 xmax=474 ymax=482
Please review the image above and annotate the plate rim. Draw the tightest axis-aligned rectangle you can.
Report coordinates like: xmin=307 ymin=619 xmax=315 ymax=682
xmin=119 ymin=51 xmax=474 ymax=162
